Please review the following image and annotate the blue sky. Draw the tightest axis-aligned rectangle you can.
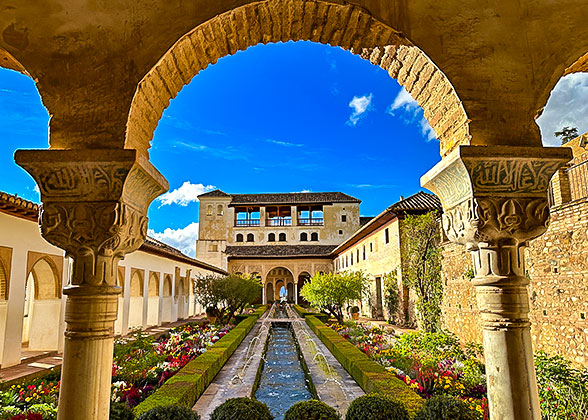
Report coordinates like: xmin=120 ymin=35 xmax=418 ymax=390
xmin=1 ymin=41 xmax=587 ymax=256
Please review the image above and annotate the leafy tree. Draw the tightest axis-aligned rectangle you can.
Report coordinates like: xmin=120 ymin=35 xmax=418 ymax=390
xmin=555 ymin=126 xmax=579 ymax=144
xmin=400 ymin=212 xmax=443 ymax=333
xmin=383 ymin=270 xmax=400 ymax=324
xmin=194 ymin=274 xmax=262 ymax=324
xmin=300 ymin=271 xmax=368 ymax=323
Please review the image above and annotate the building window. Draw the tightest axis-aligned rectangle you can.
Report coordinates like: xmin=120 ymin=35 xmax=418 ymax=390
xmin=217 ymin=204 xmax=224 ymax=215
xmin=268 ymin=233 xmax=276 ymax=242
xmin=345 ymin=255 xmax=348 ymax=267
xmin=357 ymin=249 xmax=360 ymax=262
xmin=341 ymin=214 xmax=347 ymax=223
xmin=351 ymin=253 xmax=354 ymax=265
xmin=297 ymin=205 xmax=324 ymax=226
xmin=310 ymin=232 xmax=319 ymax=241
xmin=247 ymin=233 xmax=254 ymax=242
xmin=207 ymin=205 xmax=213 ymax=216
xmin=236 ymin=234 xmax=243 ymax=242
xmin=300 ymin=232 xmax=308 ymax=241
xmin=279 ymin=233 xmax=287 ymax=242
xmin=385 ymin=228 xmax=390 ymax=244
xmin=235 ymin=206 xmax=261 ymax=227
xmin=339 ymin=230 xmax=343 ymax=235
xmin=370 ymin=242 xmax=373 ymax=252
xmin=209 ymin=244 xmax=218 ymax=252
xmin=363 ymin=245 xmax=366 ymax=260
xmin=266 ymin=206 xmax=292 ymax=226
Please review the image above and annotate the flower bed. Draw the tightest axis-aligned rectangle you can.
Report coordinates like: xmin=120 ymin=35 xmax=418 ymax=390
xmin=330 ymin=322 xmax=488 ymax=420
xmin=0 ymin=322 xmax=232 ymax=420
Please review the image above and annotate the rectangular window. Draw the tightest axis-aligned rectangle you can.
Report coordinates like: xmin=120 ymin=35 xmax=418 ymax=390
xmin=385 ymin=228 xmax=389 ymax=244
xmin=297 ymin=205 xmax=324 ymax=226
xmin=370 ymin=242 xmax=373 ymax=252
xmin=363 ymin=245 xmax=366 ymax=260
xmin=341 ymin=214 xmax=347 ymax=223
xmin=234 ymin=206 xmax=260 ymax=227
xmin=266 ymin=206 xmax=292 ymax=226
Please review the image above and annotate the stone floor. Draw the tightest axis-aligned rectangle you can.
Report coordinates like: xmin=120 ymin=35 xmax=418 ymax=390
xmin=0 ymin=316 xmax=205 ymax=386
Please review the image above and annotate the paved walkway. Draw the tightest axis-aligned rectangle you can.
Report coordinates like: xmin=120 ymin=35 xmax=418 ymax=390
xmin=0 ymin=316 xmax=205 ymax=386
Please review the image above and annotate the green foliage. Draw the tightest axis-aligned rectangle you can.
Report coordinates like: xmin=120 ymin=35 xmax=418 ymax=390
xmin=28 ymin=404 xmax=58 ymax=420
xmin=284 ymin=400 xmax=340 ymax=420
xmin=345 ymin=393 xmax=410 ymax=420
xmin=383 ymin=270 xmax=400 ymax=323
xmin=0 ymin=406 xmax=21 ymax=420
xmin=110 ymin=402 xmax=135 ymax=420
xmin=400 ymin=212 xmax=443 ymax=333
xmin=137 ymin=405 xmax=201 ymax=420
xmin=300 ymin=271 xmax=368 ymax=324
xmin=304 ymin=316 xmax=423 ymax=417
xmin=414 ymin=395 xmax=477 ymax=420
xmin=393 ymin=331 xmax=465 ymax=363
xmin=463 ymin=267 xmax=475 ymax=281
xmin=555 ymin=126 xmax=579 ymax=144
xmin=534 ymin=351 xmax=588 ymax=419
xmin=210 ymin=397 xmax=273 ymax=420
xmin=194 ymin=274 xmax=262 ymax=324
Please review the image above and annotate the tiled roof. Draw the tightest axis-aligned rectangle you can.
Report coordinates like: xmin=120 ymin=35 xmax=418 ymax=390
xmin=198 ymin=189 xmax=232 ymax=198
xmin=388 ymin=191 xmax=442 ymax=213
xmin=0 ymin=192 xmax=39 ymax=221
xmin=226 ymin=245 xmax=337 ymax=258
xmin=229 ymin=192 xmax=361 ymax=206
xmin=142 ymin=237 xmax=227 ymax=274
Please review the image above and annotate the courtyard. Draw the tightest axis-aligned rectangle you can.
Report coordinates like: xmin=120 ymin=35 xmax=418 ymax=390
xmin=1 ymin=1 xmax=588 ymax=419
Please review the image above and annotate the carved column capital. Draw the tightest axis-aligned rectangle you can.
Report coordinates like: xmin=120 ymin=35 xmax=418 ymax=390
xmin=422 ymin=145 xmax=571 ymax=250
xmin=15 ymin=149 xmax=168 ymax=295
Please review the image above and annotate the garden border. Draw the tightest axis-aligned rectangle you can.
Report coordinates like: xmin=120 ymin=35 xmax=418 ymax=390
xmin=292 ymin=304 xmax=329 ymax=323
xmin=305 ymin=315 xmax=423 ymax=418
xmin=133 ymin=306 xmax=267 ymax=418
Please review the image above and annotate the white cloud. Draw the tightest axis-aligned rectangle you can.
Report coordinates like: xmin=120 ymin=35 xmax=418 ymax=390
xmin=347 ymin=93 xmax=373 ymax=126
xmin=419 ymin=117 xmax=436 ymax=142
xmin=148 ymin=223 xmax=199 ymax=257
xmin=266 ymin=139 xmax=303 ymax=147
xmin=387 ymin=87 xmax=436 ymax=141
xmin=156 ymin=181 xmax=215 ymax=207
xmin=389 ymin=88 xmax=418 ymax=112
xmin=537 ymin=73 xmax=588 ymax=146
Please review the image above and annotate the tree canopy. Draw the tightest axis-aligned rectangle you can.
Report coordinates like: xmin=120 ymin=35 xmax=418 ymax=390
xmin=555 ymin=126 xmax=579 ymax=145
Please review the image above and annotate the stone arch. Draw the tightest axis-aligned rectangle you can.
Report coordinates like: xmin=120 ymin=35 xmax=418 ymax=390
xmin=22 ymin=257 xmax=62 ymax=350
xmin=266 ymin=267 xmax=294 ymax=302
xmin=297 ymin=271 xmax=311 ymax=305
xmin=130 ymin=270 xmax=144 ymax=297
xmin=177 ymin=278 xmax=186 ymax=319
xmin=0 ymin=49 xmax=29 ymax=76
xmin=163 ymin=275 xmax=173 ymax=297
xmin=147 ymin=272 xmax=160 ymax=326
xmin=126 ymin=0 xmax=469 ymax=158
xmin=129 ymin=269 xmax=145 ymax=329
xmin=265 ymin=282 xmax=274 ymax=304
xmin=161 ymin=274 xmax=173 ymax=323
xmin=148 ymin=272 xmax=159 ymax=297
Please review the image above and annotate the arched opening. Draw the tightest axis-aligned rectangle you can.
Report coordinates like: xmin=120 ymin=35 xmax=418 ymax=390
xmin=22 ymin=258 xmax=61 ymax=351
xmin=266 ymin=267 xmax=294 ymax=302
xmin=265 ymin=282 xmax=274 ymax=305
xmin=286 ymin=283 xmax=294 ymax=303
xmin=128 ymin=270 xmax=144 ymax=329
xmin=310 ymin=232 xmax=319 ymax=242
xmin=236 ymin=233 xmax=243 ymax=242
xmin=278 ymin=233 xmax=286 ymax=242
xmin=162 ymin=274 xmax=173 ymax=323
xmin=300 ymin=232 xmax=308 ymax=242
xmin=268 ymin=233 xmax=276 ymax=242
xmin=297 ymin=272 xmax=311 ymax=305
xmin=246 ymin=233 xmax=254 ymax=242
xmin=177 ymin=278 xmax=186 ymax=320
xmin=147 ymin=272 xmax=160 ymax=326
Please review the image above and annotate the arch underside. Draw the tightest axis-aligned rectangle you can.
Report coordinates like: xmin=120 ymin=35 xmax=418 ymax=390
xmin=126 ymin=0 xmax=470 ymax=158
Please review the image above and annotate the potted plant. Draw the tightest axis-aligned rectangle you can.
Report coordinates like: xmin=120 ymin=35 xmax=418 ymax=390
xmin=205 ymin=306 xmax=217 ymax=323
xmin=350 ymin=306 xmax=360 ymax=320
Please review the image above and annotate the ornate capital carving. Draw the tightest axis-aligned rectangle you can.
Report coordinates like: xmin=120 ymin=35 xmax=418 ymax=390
xmin=422 ymin=146 xmax=571 ymax=250
xmin=15 ymin=149 xmax=168 ymax=294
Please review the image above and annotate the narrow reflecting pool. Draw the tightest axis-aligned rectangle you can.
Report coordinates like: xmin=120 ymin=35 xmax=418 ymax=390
xmin=254 ymin=324 xmax=313 ymax=419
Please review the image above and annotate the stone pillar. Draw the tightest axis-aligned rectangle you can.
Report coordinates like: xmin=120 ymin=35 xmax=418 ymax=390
xmin=15 ymin=149 xmax=167 ymax=420
xmin=422 ymin=145 xmax=571 ymax=420
xmin=294 ymin=283 xmax=298 ymax=304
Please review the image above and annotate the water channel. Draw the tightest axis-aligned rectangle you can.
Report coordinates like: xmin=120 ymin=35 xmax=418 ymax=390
xmin=254 ymin=306 xmax=314 ymax=419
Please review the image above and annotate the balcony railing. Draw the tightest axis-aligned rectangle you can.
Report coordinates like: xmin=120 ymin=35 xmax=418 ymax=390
xmin=266 ymin=217 xmax=292 ymax=227
xmin=235 ymin=219 xmax=260 ymax=227
xmin=298 ymin=218 xmax=324 ymax=226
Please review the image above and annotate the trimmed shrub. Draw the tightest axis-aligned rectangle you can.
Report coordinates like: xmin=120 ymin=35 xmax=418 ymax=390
xmin=137 ymin=404 xmax=201 ymax=420
xmin=284 ymin=400 xmax=340 ymax=420
xmin=110 ymin=402 xmax=134 ymax=420
xmin=210 ymin=397 xmax=273 ymax=420
xmin=345 ymin=393 xmax=410 ymax=420
xmin=414 ymin=395 xmax=477 ymax=420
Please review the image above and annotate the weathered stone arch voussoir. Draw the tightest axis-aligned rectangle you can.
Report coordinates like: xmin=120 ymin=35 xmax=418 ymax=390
xmin=126 ymin=0 xmax=470 ymax=158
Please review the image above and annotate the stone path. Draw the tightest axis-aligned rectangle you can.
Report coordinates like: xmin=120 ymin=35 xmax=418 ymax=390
xmin=0 ymin=316 xmax=205 ymax=386
xmin=193 ymin=305 xmax=364 ymax=418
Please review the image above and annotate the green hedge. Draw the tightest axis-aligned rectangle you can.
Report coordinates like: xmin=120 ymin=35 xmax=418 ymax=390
xmin=304 ymin=316 xmax=423 ymax=418
xmin=134 ymin=306 xmax=267 ymax=418
xmin=292 ymin=305 xmax=330 ymax=323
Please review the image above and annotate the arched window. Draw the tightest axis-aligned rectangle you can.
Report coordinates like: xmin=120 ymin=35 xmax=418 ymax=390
xmin=206 ymin=205 xmax=213 ymax=216
xmin=236 ymin=233 xmax=244 ymax=242
xmin=268 ymin=233 xmax=276 ymax=242
xmin=279 ymin=233 xmax=287 ymax=242
xmin=310 ymin=232 xmax=318 ymax=241
xmin=217 ymin=204 xmax=224 ymax=215
xmin=300 ymin=232 xmax=308 ymax=241
xmin=247 ymin=233 xmax=254 ymax=242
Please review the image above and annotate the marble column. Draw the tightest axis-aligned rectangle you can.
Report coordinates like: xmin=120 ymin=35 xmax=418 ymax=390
xmin=15 ymin=149 xmax=167 ymax=420
xmin=422 ymin=145 xmax=571 ymax=420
